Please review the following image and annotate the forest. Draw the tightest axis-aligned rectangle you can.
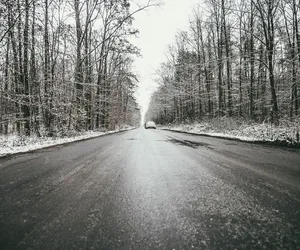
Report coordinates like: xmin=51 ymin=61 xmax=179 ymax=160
xmin=0 ymin=0 xmax=149 ymax=137
xmin=146 ymin=0 xmax=300 ymax=129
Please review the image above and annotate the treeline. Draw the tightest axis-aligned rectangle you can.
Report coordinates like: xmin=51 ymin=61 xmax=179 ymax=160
xmin=146 ymin=0 xmax=300 ymax=126
xmin=0 ymin=0 xmax=149 ymax=136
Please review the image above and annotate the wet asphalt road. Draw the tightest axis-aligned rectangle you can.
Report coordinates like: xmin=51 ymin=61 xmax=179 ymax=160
xmin=0 ymin=128 xmax=300 ymax=250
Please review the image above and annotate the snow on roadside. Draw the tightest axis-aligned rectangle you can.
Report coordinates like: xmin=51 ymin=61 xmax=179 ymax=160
xmin=160 ymin=118 xmax=300 ymax=146
xmin=0 ymin=126 xmax=135 ymax=158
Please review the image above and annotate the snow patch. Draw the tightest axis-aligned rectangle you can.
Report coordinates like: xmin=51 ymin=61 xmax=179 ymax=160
xmin=0 ymin=126 xmax=135 ymax=158
xmin=160 ymin=118 xmax=300 ymax=146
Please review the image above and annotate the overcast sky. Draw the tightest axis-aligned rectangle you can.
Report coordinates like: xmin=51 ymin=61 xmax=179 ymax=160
xmin=131 ymin=0 xmax=201 ymax=117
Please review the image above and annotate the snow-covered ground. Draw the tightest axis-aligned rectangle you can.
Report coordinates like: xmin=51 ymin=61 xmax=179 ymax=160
xmin=160 ymin=118 xmax=300 ymax=146
xmin=0 ymin=126 xmax=135 ymax=158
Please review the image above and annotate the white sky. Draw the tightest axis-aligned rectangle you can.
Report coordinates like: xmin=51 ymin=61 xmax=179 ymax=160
xmin=131 ymin=0 xmax=202 ymax=117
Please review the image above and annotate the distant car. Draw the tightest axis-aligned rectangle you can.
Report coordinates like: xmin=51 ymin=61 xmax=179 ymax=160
xmin=145 ymin=121 xmax=156 ymax=129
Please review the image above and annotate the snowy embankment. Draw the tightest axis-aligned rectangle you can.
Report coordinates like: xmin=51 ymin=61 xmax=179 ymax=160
xmin=160 ymin=118 xmax=300 ymax=147
xmin=0 ymin=126 xmax=135 ymax=158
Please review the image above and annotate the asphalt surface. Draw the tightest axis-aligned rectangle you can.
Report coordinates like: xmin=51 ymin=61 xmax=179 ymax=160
xmin=0 ymin=128 xmax=300 ymax=250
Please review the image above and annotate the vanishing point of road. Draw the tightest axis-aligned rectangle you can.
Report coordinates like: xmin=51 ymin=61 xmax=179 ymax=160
xmin=0 ymin=128 xmax=300 ymax=249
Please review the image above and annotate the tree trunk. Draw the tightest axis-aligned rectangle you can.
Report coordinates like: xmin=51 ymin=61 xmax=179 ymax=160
xmin=221 ymin=0 xmax=233 ymax=117
xmin=22 ymin=0 xmax=30 ymax=135
xmin=250 ymin=1 xmax=255 ymax=119
xmin=44 ymin=0 xmax=52 ymax=134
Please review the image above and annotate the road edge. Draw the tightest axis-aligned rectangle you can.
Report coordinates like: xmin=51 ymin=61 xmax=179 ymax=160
xmin=0 ymin=128 xmax=136 ymax=160
xmin=160 ymin=128 xmax=300 ymax=150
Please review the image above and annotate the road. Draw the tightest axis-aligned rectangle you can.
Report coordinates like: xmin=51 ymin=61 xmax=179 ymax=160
xmin=0 ymin=128 xmax=300 ymax=249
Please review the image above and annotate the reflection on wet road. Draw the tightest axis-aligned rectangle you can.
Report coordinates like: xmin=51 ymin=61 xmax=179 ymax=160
xmin=0 ymin=128 xmax=300 ymax=249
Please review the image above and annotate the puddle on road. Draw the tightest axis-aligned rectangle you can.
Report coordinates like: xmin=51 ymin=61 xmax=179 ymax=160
xmin=124 ymin=137 xmax=212 ymax=150
xmin=167 ymin=138 xmax=212 ymax=149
